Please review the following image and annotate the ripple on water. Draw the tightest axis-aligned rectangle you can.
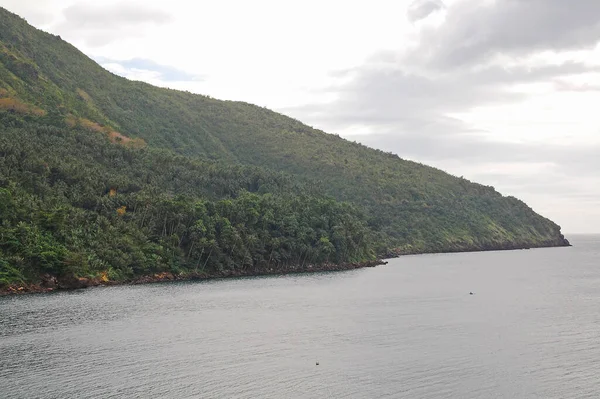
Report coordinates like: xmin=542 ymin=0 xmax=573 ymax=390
xmin=1 ymin=236 xmax=599 ymax=398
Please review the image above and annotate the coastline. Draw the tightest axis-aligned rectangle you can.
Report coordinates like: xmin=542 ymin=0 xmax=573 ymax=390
xmin=1 ymin=240 xmax=571 ymax=297
xmin=0 ymin=259 xmax=387 ymax=296
xmin=383 ymin=238 xmax=571 ymax=258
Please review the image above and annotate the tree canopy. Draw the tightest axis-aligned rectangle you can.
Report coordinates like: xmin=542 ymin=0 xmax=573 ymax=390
xmin=0 ymin=7 xmax=568 ymax=288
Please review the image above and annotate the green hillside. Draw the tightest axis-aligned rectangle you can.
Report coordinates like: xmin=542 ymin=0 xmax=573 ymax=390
xmin=0 ymin=8 xmax=568 ymax=290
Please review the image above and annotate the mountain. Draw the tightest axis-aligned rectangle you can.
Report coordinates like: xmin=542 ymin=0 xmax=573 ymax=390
xmin=0 ymin=8 xmax=568 ymax=291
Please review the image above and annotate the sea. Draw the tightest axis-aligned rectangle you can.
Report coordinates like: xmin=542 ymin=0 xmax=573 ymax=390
xmin=1 ymin=235 xmax=598 ymax=398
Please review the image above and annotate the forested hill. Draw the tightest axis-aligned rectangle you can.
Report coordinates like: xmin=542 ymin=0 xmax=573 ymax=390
xmin=0 ymin=8 xmax=568 ymax=290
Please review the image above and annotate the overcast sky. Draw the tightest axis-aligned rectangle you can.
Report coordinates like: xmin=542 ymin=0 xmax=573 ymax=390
xmin=3 ymin=0 xmax=600 ymax=233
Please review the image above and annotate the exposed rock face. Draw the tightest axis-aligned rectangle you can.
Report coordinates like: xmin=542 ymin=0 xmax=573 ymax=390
xmin=40 ymin=274 xmax=58 ymax=289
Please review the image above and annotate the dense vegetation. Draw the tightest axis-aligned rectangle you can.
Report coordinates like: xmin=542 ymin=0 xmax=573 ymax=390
xmin=0 ymin=119 xmax=378 ymax=287
xmin=0 ymin=8 xmax=568 ymax=289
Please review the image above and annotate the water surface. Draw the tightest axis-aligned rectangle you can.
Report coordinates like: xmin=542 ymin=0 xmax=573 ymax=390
xmin=1 ymin=235 xmax=598 ymax=398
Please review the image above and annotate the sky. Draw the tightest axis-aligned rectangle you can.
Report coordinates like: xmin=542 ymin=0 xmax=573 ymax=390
xmin=2 ymin=0 xmax=600 ymax=234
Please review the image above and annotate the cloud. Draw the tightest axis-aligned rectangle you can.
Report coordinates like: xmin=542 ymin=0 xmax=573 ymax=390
xmin=63 ymin=2 xmax=171 ymax=28
xmin=0 ymin=0 xmax=56 ymax=26
xmin=288 ymin=61 xmax=597 ymax=130
xmin=354 ymin=128 xmax=600 ymax=178
xmin=96 ymin=57 xmax=204 ymax=82
xmin=553 ymin=79 xmax=600 ymax=92
xmin=57 ymin=2 xmax=172 ymax=47
xmin=412 ymin=0 xmax=600 ymax=69
xmin=282 ymin=0 xmax=600 ymax=232
xmin=353 ymin=127 xmax=600 ymax=233
xmin=407 ymin=0 xmax=445 ymax=23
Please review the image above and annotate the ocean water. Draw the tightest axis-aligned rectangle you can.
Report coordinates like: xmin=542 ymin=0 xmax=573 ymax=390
xmin=1 ymin=235 xmax=598 ymax=399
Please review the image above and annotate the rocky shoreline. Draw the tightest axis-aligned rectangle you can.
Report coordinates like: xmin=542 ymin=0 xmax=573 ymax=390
xmin=383 ymin=237 xmax=571 ymax=258
xmin=0 ymin=259 xmax=387 ymax=296
xmin=1 ymin=239 xmax=572 ymax=297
